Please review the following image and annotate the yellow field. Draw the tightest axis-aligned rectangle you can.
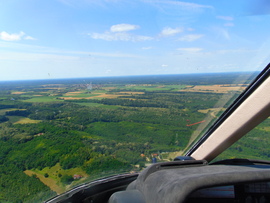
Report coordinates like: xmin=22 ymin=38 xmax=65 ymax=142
xmin=260 ymin=127 xmax=270 ymax=132
xmin=94 ymin=93 xmax=123 ymax=98
xmin=180 ymin=84 xmax=246 ymax=93
xmin=59 ymin=93 xmax=122 ymax=100
xmin=38 ymin=87 xmax=65 ymax=90
xmin=0 ymin=108 xmax=19 ymax=115
xmin=11 ymin=91 xmax=26 ymax=94
xmin=14 ymin=118 xmax=41 ymax=124
xmin=65 ymin=91 xmax=83 ymax=96
xmin=102 ymin=87 xmax=116 ymax=90
xmin=198 ymin=108 xmax=226 ymax=118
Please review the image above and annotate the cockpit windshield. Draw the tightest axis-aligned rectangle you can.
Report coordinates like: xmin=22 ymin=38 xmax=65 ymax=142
xmin=1 ymin=0 xmax=270 ymax=202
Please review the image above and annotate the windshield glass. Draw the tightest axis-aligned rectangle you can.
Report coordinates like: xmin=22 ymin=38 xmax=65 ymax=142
xmin=1 ymin=0 xmax=270 ymax=202
xmin=215 ymin=116 xmax=270 ymax=161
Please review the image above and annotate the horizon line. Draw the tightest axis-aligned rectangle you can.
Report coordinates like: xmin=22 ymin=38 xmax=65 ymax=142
xmin=0 ymin=71 xmax=258 ymax=83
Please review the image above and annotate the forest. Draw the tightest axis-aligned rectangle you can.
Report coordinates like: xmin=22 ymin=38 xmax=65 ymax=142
xmin=0 ymin=72 xmax=267 ymax=202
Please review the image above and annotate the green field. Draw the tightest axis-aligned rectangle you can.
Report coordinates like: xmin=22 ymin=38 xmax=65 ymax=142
xmin=23 ymin=96 xmax=59 ymax=102
xmin=92 ymin=90 xmax=107 ymax=93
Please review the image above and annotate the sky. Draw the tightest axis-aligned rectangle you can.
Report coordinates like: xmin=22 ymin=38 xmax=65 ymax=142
xmin=1 ymin=0 xmax=270 ymax=81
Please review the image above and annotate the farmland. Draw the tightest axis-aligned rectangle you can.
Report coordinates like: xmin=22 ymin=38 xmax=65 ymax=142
xmin=180 ymin=84 xmax=246 ymax=93
xmin=0 ymin=72 xmax=268 ymax=202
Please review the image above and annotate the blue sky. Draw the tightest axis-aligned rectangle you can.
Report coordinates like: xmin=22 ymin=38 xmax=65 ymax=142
xmin=1 ymin=0 xmax=270 ymax=81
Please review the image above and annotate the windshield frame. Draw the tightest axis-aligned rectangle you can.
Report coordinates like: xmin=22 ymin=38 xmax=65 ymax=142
xmin=186 ymin=63 xmax=270 ymax=160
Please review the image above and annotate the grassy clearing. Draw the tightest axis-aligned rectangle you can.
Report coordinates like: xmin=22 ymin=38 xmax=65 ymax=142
xmin=0 ymin=97 xmax=8 ymax=100
xmin=0 ymin=108 xmax=20 ymax=115
xmin=14 ymin=117 xmax=41 ymax=124
xmin=24 ymin=163 xmax=89 ymax=194
xmin=260 ymin=127 xmax=270 ymax=132
xmin=12 ymin=133 xmax=32 ymax=139
xmin=6 ymin=116 xmax=25 ymax=123
xmin=6 ymin=116 xmax=41 ymax=124
xmin=167 ymin=85 xmax=186 ymax=88
xmin=24 ymin=170 xmax=65 ymax=195
xmin=168 ymin=85 xmax=187 ymax=90
xmin=20 ymin=94 xmax=35 ymax=97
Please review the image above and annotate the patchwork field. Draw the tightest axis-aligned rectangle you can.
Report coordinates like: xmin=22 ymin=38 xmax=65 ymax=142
xmin=16 ymin=83 xmax=246 ymax=103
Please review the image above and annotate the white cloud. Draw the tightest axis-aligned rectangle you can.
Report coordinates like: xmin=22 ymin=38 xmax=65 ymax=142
xmin=177 ymin=47 xmax=202 ymax=52
xmin=0 ymin=51 xmax=78 ymax=62
xmin=88 ymin=51 xmax=139 ymax=58
xmin=90 ymin=32 xmax=152 ymax=41
xmin=0 ymin=31 xmax=24 ymax=41
xmin=161 ymin=64 xmax=168 ymax=67
xmin=160 ymin=27 xmax=183 ymax=36
xmin=178 ymin=34 xmax=203 ymax=42
xmin=219 ymin=28 xmax=230 ymax=40
xmin=142 ymin=46 xmax=153 ymax=50
xmin=58 ymin=0 xmax=125 ymax=7
xmin=187 ymin=28 xmax=195 ymax=32
xmin=212 ymin=26 xmax=231 ymax=40
xmin=105 ymin=69 xmax=112 ymax=74
xmin=58 ymin=0 xmax=75 ymax=7
xmin=110 ymin=24 xmax=140 ymax=32
xmin=0 ymin=31 xmax=36 ymax=41
xmin=0 ymin=41 xmax=139 ymax=59
xmin=168 ymin=1 xmax=213 ymax=9
xmin=216 ymin=48 xmax=254 ymax=54
xmin=89 ymin=24 xmax=152 ymax=41
xmin=24 ymin=36 xmax=37 ymax=40
xmin=224 ymin=23 xmax=234 ymax=27
xmin=217 ymin=16 xmax=234 ymax=21
xmin=144 ymin=0 xmax=213 ymax=10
